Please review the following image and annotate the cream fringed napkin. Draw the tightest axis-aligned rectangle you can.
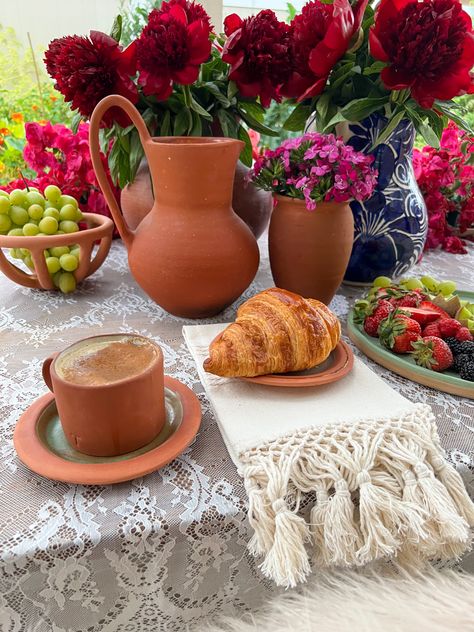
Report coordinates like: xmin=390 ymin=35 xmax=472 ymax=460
xmin=183 ymin=324 xmax=474 ymax=588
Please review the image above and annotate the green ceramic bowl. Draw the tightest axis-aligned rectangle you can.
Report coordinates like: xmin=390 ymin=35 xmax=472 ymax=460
xmin=347 ymin=290 xmax=474 ymax=399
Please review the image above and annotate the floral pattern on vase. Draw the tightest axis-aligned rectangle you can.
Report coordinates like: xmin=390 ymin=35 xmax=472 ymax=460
xmin=342 ymin=113 xmax=428 ymax=283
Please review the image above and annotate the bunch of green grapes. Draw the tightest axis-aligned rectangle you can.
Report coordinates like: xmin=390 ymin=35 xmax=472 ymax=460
xmin=0 ymin=185 xmax=83 ymax=294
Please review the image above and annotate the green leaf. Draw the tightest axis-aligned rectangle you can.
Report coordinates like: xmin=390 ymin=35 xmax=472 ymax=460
xmin=227 ymin=81 xmax=238 ymax=101
xmin=370 ymin=109 xmax=405 ymax=150
xmin=174 ymin=107 xmax=192 ymax=135
xmin=418 ymin=123 xmax=440 ymax=148
xmin=237 ymin=100 xmax=266 ymax=122
xmin=283 ymin=103 xmax=311 ymax=132
xmin=5 ymin=136 xmax=24 ymax=152
xmin=129 ymin=130 xmax=144 ymax=183
xmin=238 ymin=125 xmax=253 ymax=167
xmin=204 ymin=82 xmax=230 ymax=108
xmin=325 ymin=97 xmax=387 ymax=130
xmin=190 ymin=96 xmax=213 ymax=121
xmin=71 ymin=112 xmax=83 ymax=134
xmin=363 ymin=61 xmax=387 ymax=76
xmin=286 ymin=2 xmax=297 ymax=21
xmin=316 ymin=93 xmax=331 ymax=124
xmin=110 ymin=14 xmax=122 ymax=42
xmin=237 ymin=106 xmax=278 ymax=136
xmin=217 ymin=109 xmax=239 ymax=138
xmin=434 ymin=100 xmax=474 ymax=135
xmin=190 ymin=111 xmax=203 ymax=136
xmin=160 ymin=110 xmax=171 ymax=136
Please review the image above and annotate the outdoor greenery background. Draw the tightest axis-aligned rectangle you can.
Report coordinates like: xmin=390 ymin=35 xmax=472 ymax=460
xmin=0 ymin=0 xmax=473 ymax=185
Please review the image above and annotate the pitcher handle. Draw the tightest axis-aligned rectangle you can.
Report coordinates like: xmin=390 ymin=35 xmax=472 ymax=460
xmin=89 ymin=95 xmax=152 ymax=248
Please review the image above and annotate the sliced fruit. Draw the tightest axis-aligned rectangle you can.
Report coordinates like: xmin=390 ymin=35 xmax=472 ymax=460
xmin=399 ymin=307 xmax=441 ymax=327
xmin=419 ymin=301 xmax=450 ymax=319
xmin=431 ymin=294 xmax=461 ymax=317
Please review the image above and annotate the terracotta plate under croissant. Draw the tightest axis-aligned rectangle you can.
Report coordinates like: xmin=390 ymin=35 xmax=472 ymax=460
xmin=241 ymin=340 xmax=354 ymax=387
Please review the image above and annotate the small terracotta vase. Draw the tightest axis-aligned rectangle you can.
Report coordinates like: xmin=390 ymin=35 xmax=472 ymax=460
xmin=268 ymin=195 xmax=354 ymax=305
xmin=121 ymin=160 xmax=272 ymax=238
xmin=90 ymin=95 xmax=259 ymax=318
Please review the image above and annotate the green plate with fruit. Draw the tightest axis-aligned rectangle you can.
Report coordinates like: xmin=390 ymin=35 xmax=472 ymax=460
xmin=347 ymin=276 xmax=474 ymax=399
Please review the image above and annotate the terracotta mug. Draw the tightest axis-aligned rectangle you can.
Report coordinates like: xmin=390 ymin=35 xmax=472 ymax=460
xmin=42 ymin=334 xmax=166 ymax=457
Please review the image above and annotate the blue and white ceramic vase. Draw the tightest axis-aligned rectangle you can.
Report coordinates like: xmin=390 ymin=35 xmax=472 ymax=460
xmin=340 ymin=113 xmax=427 ymax=284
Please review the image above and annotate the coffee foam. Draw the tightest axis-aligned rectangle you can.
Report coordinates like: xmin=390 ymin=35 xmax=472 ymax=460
xmin=56 ymin=335 xmax=157 ymax=386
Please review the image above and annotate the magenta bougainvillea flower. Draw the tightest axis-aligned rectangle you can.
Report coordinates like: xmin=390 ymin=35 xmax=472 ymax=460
xmin=370 ymin=0 xmax=474 ymax=108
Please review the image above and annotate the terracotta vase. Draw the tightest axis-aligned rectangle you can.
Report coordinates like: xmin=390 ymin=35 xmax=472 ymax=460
xmin=268 ymin=195 xmax=354 ymax=305
xmin=121 ymin=159 xmax=272 ymax=238
xmin=89 ymin=95 xmax=259 ymax=318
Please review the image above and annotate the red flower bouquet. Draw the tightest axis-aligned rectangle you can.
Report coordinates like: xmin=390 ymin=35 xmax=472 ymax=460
xmin=414 ymin=122 xmax=474 ymax=253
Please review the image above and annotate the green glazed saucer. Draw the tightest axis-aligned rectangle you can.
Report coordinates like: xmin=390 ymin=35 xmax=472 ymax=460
xmin=347 ymin=290 xmax=474 ymax=400
xmin=13 ymin=376 xmax=202 ymax=485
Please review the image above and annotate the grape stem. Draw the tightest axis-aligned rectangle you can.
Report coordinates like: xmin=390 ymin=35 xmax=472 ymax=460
xmin=18 ymin=170 xmax=30 ymax=193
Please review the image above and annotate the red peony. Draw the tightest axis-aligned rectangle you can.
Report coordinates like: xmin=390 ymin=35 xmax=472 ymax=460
xmin=136 ymin=2 xmax=211 ymax=100
xmin=222 ymin=10 xmax=292 ymax=107
xmin=283 ymin=0 xmax=369 ymax=101
xmin=159 ymin=0 xmax=213 ymax=29
xmin=369 ymin=0 xmax=474 ymax=108
xmin=45 ymin=31 xmax=137 ymax=125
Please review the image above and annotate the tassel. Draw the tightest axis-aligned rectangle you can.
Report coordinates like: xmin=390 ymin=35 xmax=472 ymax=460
xmin=323 ymin=479 xmax=361 ymax=566
xmin=429 ymin=454 xmax=474 ymax=526
xmin=260 ymin=498 xmax=311 ymax=588
xmin=310 ymin=488 xmax=331 ymax=567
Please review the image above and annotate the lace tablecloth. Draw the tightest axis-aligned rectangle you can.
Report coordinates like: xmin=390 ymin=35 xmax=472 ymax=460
xmin=1 ymin=238 xmax=473 ymax=631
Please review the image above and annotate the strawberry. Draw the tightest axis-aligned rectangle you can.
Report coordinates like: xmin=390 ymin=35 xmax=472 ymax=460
xmin=419 ymin=301 xmax=450 ymax=319
xmin=437 ymin=318 xmax=462 ymax=338
xmin=379 ymin=310 xmax=422 ymax=353
xmin=422 ymin=321 xmax=441 ymax=337
xmin=411 ymin=336 xmax=453 ymax=372
xmin=455 ymin=327 xmax=474 ymax=342
xmin=395 ymin=293 xmax=423 ymax=308
xmin=400 ymin=307 xmax=440 ymax=327
xmin=363 ymin=300 xmax=394 ymax=337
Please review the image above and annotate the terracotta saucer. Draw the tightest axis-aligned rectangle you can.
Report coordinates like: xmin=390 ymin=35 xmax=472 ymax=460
xmin=241 ymin=340 xmax=354 ymax=387
xmin=13 ymin=376 xmax=201 ymax=485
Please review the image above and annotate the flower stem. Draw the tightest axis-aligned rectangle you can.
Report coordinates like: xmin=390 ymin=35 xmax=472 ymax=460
xmin=183 ymin=85 xmax=192 ymax=107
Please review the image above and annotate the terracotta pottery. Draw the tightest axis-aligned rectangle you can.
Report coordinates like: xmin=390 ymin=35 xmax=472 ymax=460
xmin=241 ymin=340 xmax=353 ymax=387
xmin=13 ymin=376 xmax=202 ymax=485
xmin=90 ymin=95 xmax=260 ymax=318
xmin=42 ymin=334 xmax=166 ymax=457
xmin=121 ymin=160 xmax=272 ymax=238
xmin=0 ymin=212 xmax=113 ymax=290
xmin=268 ymin=195 xmax=354 ymax=305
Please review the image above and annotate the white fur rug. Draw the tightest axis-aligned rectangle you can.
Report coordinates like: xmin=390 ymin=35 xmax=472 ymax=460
xmin=199 ymin=569 xmax=474 ymax=632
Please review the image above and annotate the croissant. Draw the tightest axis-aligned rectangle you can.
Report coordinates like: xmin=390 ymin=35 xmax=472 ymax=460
xmin=203 ymin=288 xmax=341 ymax=377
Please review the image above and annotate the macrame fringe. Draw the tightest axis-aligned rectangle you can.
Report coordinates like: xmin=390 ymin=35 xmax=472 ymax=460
xmin=239 ymin=404 xmax=474 ymax=588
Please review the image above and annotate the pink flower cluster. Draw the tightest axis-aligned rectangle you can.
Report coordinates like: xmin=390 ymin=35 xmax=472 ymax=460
xmin=5 ymin=122 xmax=118 ymax=228
xmin=250 ymin=133 xmax=377 ymax=210
xmin=414 ymin=122 xmax=474 ymax=254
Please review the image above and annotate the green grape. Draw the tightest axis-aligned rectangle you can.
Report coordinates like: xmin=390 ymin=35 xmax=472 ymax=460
xmin=7 ymin=228 xmax=23 ymax=236
xmin=59 ymin=253 xmax=78 ymax=272
xmin=420 ymin=276 xmax=439 ymax=293
xmin=43 ymin=208 xmax=60 ymax=221
xmin=25 ymin=191 xmax=45 ymax=208
xmin=0 ymin=189 xmax=9 ymax=198
xmin=59 ymin=204 xmax=77 ymax=221
xmin=50 ymin=246 xmax=70 ymax=258
xmin=10 ymin=205 xmax=29 ymax=226
xmin=44 ymin=185 xmax=62 ymax=204
xmin=59 ymin=220 xmax=79 ymax=234
xmin=58 ymin=194 xmax=78 ymax=209
xmin=0 ymin=214 xmax=12 ymax=233
xmin=438 ymin=281 xmax=457 ymax=297
xmin=75 ymin=209 xmax=83 ymax=222
xmin=43 ymin=249 xmax=50 ymax=258
xmin=9 ymin=189 xmax=27 ymax=207
xmin=372 ymin=276 xmax=392 ymax=288
xmin=46 ymin=256 xmax=61 ymax=274
xmin=28 ymin=204 xmax=44 ymax=220
xmin=9 ymin=248 xmax=22 ymax=259
xmin=24 ymin=255 xmax=35 ymax=270
xmin=52 ymin=271 xmax=62 ymax=287
xmin=39 ymin=216 xmax=59 ymax=235
xmin=70 ymin=246 xmax=80 ymax=259
xmin=45 ymin=200 xmax=59 ymax=210
xmin=20 ymin=248 xmax=30 ymax=257
xmin=23 ymin=223 xmax=40 ymax=236
xmin=0 ymin=196 xmax=11 ymax=214
xmin=403 ymin=278 xmax=424 ymax=290
xmin=58 ymin=272 xmax=76 ymax=294
xmin=56 ymin=230 xmax=65 ymax=234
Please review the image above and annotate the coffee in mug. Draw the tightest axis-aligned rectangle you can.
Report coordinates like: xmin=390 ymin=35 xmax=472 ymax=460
xmin=42 ymin=334 xmax=166 ymax=457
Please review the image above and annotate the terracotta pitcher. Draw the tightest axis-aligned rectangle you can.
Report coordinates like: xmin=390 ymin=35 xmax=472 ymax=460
xmin=89 ymin=95 xmax=259 ymax=318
